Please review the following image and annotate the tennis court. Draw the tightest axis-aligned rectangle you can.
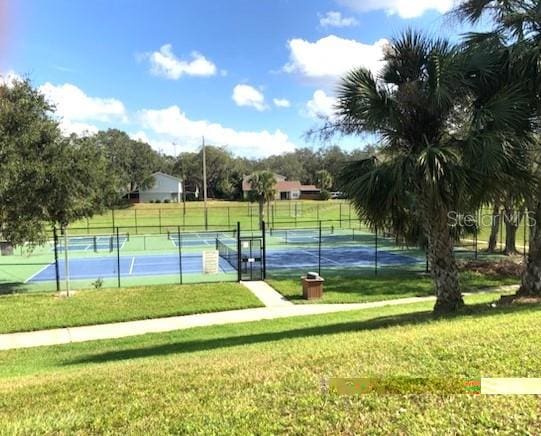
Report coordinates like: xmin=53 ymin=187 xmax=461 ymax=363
xmin=29 ymin=253 xmax=236 ymax=282
xmin=266 ymin=246 xmax=419 ymax=269
xmin=28 ymin=244 xmax=420 ymax=282
xmin=55 ymin=235 xmax=129 ymax=252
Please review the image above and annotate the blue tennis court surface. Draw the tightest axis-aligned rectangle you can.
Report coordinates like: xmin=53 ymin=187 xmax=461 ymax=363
xmin=267 ymin=246 xmax=419 ymax=268
xmin=30 ymin=253 xmax=236 ymax=282
xmin=28 ymin=245 xmax=420 ymax=282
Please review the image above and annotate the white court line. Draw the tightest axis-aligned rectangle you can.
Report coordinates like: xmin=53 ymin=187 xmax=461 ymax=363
xmin=24 ymin=262 xmax=54 ymax=283
xmin=298 ymin=249 xmax=341 ymax=265
xmin=129 ymin=257 xmax=135 ymax=275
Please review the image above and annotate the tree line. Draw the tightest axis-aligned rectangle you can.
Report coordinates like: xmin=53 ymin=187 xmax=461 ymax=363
xmin=0 ymin=78 xmax=368 ymax=247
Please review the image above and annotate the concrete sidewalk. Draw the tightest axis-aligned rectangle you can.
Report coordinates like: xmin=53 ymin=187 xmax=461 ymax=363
xmin=241 ymin=281 xmax=294 ymax=307
xmin=0 ymin=283 xmax=515 ymax=351
xmin=0 ymin=295 xmax=437 ymax=351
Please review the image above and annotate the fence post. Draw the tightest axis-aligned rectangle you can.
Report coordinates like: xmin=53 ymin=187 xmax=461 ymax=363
xmin=374 ymin=225 xmax=378 ymax=276
xmin=134 ymin=209 xmax=138 ymax=235
xmin=317 ymin=204 xmax=320 ymax=221
xmin=339 ymin=204 xmax=342 ymax=228
xmin=228 ymin=207 xmax=231 ymax=228
xmin=111 ymin=207 xmax=115 ymax=234
xmin=318 ymin=220 xmax=322 ymax=276
xmin=62 ymin=227 xmax=71 ymax=297
xmin=262 ymin=220 xmax=266 ymax=280
xmin=159 ymin=209 xmax=162 ymax=234
xmin=53 ymin=226 xmax=60 ymax=293
xmin=177 ymin=225 xmax=183 ymax=284
xmin=116 ymin=227 xmax=121 ymax=288
xmin=237 ymin=222 xmax=242 ymax=282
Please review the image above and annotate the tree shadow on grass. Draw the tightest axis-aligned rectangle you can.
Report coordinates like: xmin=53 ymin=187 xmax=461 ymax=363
xmin=66 ymin=301 xmax=540 ymax=367
xmin=0 ymin=281 xmax=28 ymax=296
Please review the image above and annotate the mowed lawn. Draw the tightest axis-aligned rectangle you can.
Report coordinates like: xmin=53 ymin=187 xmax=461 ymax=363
xmin=0 ymin=293 xmax=540 ymax=433
xmin=0 ymin=283 xmax=262 ymax=334
xmin=268 ymin=270 xmax=519 ymax=303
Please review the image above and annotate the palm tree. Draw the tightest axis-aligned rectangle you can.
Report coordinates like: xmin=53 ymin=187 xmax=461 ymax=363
xmin=333 ymin=31 xmax=532 ymax=314
xmin=248 ymin=171 xmax=276 ymax=230
xmin=316 ymin=169 xmax=333 ymax=191
xmin=453 ymin=0 xmax=541 ymax=296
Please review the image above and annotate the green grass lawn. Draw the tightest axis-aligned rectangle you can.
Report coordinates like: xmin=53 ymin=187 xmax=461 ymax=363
xmin=0 ymin=293 xmax=539 ymax=433
xmin=268 ymin=270 xmax=519 ymax=303
xmin=68 ymin=199 xmax=353 ymax=232
xmin=0 ymin=283 xmax=262 ymax=334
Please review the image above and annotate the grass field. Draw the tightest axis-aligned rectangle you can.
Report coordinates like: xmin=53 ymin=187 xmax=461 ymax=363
xmin=1 ymin=293 xmax=539 ymax=433
xmin=268 ymin=270 xmax=520 ymax=304
xmin=0 ymin=283 xmax=262 ymax=334
xmin=68 ymin=200 xmax=354 ymax=233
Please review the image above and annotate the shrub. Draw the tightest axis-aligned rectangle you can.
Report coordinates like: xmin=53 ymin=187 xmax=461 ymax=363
xmin=319 ymin=189 xmax=331 ymax=201
xmin=164 ymin=199 xmax=171 ymax=203
xmin=91 ymin=277 xmax=104 ymax=289
xmin=155 ymin=199 xmax=162 ymax=204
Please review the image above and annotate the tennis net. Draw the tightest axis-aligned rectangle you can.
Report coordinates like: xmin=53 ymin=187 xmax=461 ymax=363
xmin=216 ymin=238 xmax=238 ymax=271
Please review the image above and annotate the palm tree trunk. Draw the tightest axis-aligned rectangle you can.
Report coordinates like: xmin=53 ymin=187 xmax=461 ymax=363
xmin=518 ymin=201 xmax=541 ymax=297
xmin=487 ymin=203 xmax=500 ymax=253
xmin=503 ymin=205 xmax=522 ymax=255
xmin=421 ymin=202 xmax=463 ymax=314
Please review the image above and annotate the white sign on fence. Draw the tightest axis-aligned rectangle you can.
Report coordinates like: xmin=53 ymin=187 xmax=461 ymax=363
xmin=202 ymin=250 xmax=219 ymax=274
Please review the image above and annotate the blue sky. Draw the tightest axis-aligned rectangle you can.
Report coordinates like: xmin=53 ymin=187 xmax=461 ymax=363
xmin=3 ymin=0 xmax=462 ymax=157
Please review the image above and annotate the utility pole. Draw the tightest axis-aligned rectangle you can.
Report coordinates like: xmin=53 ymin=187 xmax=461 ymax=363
xmin=173 ymin=141 xmax=186 ymax=217
xmin=202 ymin=136 xmax=208 ymax=230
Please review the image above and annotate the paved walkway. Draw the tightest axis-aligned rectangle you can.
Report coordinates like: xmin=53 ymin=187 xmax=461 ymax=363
xmin=0 ymin=283 xmax=516 ymax=351
xmin=241 ymin=281 xmax=294 ymax=307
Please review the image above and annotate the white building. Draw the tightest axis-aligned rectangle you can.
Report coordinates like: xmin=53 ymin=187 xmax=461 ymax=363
xmin=138 ymin=172 xmax=183 ymax=203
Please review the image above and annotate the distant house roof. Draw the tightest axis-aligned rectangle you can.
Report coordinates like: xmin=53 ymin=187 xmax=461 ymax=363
xmin=151 ymin=172 xmax=183 ymax=184
xmin=276 ymin=181 xmax=302 ymax=192
xmin=300 ymin=185 xmax=320 ymax=192
xmin=242 ymin=173 xmax=291 ymax=191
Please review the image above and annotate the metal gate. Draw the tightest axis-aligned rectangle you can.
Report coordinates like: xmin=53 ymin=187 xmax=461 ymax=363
xmin=239 ymin=236 xmax=265 ymax=281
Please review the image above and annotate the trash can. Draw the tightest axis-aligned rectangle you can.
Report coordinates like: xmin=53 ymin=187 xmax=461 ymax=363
xmin=301 ymin=272 xmax=324 ymax=300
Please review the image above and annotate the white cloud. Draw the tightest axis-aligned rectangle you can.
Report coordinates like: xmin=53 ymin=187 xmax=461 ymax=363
xmin=60 ymin=120 xmax=99 ymax=136
xmin=273 ymin=98 xmax=291 ymax=108
xmin=130 ymin=131 xmax=178 ymax=154
xmin=138 ymin=105 xmax=295 ymax=157
xmin=232 ymin=84 xmax=268 ymax=111
xmin=337 ymin=0 xmax=453 ymax=19
xmin=0 ymin=70 xmax=22 ymax=87
xmin=305 ymin=90 xmax=337 ymax=119
xmin=284 ymin=35 xmax=388 ymax=82
xmin=319 ymin=11 xmax=358 ymax=27
xmin=146 ymin=44 xmax=217 ymax=79
xmin=38 ymin=82 xmax=127 ymax=135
